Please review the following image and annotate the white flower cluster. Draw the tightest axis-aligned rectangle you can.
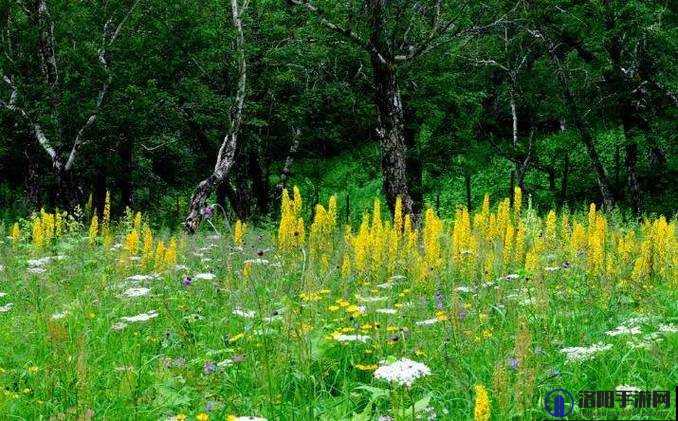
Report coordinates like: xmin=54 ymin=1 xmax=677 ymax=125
xmin=373 ymin=358 xmax=431 ymax=387
xmin=233 ymin=308 xmax=256 ymax=318
xmin=113 ymin=310 xmax=159 ymax=331
xmin=333 ymin=334 xmax=371 ymax=343
xmin=560 ymin=343 xmax=612 ymax=362
xmin=605 ymin=325 xmax=641 ymax=336
xmin=121 ymin=287 xmax=151 ymax=298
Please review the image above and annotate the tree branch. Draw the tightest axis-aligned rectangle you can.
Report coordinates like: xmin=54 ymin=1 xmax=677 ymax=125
xmin=287 ymin=0 xmax=389 ymax=65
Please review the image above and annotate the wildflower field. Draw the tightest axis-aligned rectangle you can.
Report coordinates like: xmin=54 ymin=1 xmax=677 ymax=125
xmin=0 ymin=188 xmax=676 ymax=420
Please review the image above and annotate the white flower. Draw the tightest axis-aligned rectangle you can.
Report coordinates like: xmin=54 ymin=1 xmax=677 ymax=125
xmin=373 ymin=358 xmax=431 ymax=387
xmin=0 ymin=292 xmax=6 ymax=298
xmin=356 ymin=295 xmax=387 ymax=303
xmin=128 ymin=256 xmax=142 ymax=261
xmin=0 ymin=264 xmax=4 ymax=271
xmin=28 ymin=255 xmax=66 ymax=267
xmin=455 ymin=286 xmax=474 ymax=293
xmin=606 ymin=325 xmax=641 ymax=336
xmin=122 ymin=287 xmax=151 ymax=298
xmin=415 ymin=318 xmax=438 ymax=326
xmin=0 ymin=303 xmax=13 ymax=313
xmin=217 ymin=359 xmax=234 ymax=368
xmin=233 ymin=308 xmax=256 ymax=318
xmin=27 ymin=267 xmax=47 ymax=274
xmin=193 ymin=272 xmax=216 ymax=280
xmin=658 ymin=324 xmax=678 ymax=333
xmin=174 ymin=264 xmax=189 ymax=271
xmin=622 ymin=315 xmax=655 ymax=326
xmin=376 ymin=282 xmax=393 ymax=289
xmin=500 ymin=274 xmax=520 ymax=280
xmin=51 ymin=311 xmax=68 ymax=320
xmin=616 ymin=384 xmax=641 ymax=393
xmin=125 ymin=274 xmax=156 ymax=282
xmin=560 ymin=343 xmax=612 ymax=362
xmin=120 ymin=310 xmax=158 ymax=323
xmin=544 ymin=266 xmax=560 ymax=272
xmin=112 ymin=322 xmax=128 ymax=331
xmin=333 ymin=334 xmax=371 ymax=343
xmin=376 ymin=308 xmax=398 ymax=314
xmin=244 ymin=258 xmax=270 ymax=265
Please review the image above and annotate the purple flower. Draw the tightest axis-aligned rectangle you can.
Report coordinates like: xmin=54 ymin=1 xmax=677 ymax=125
xmin=182 ymin=276 xmax=192 ymax=287
xmin=457 ymin=309 xmax=467 ymax=321
xmin=201 ymin=205 xmax=214 ymax=219
xmin=203 ymin=361 xmax=216 ymax=375
xmin=507 ymin=357 xmax=519 ymax=370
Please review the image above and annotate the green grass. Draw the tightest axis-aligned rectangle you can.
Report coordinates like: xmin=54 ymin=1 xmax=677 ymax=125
xmin=0 ymin=217 xmax=676 ymax=420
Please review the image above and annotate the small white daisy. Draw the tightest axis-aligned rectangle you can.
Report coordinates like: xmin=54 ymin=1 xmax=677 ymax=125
xmin=193 ymin=272 xmax=216 ymax=280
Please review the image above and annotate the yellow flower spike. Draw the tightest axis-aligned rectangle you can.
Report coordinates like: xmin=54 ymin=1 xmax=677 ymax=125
xmin=88 ymin=215 xmax=99 ymax=246
xmin=229 ymin=333 xmax=245 ymax=343
xmin=196 ymin=413 xmax=209 ymax=421
xmin=474 ymin=384 xmax=491 ymax=421
xmin=243 ymin=261 xmax=252 ymax=277
xmin=10 ymin=222 xmax=21 ymax=245
xmin=354 ymin=363 xmax=378 ymax=371
xmin=233 ymin=219 xmax=246 ymax=246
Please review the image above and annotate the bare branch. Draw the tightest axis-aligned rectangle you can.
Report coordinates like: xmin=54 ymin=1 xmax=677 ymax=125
xmin=287 ymin=0 xmax=389 ymax=65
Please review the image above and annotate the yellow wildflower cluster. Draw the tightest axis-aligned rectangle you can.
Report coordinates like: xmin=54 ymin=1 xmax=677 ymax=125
xmin=309 ymin=195 xmax=337 ymax=261
xmin=274 ymin=187 xmax=676 ymax=287
xmin=277 ymin=187 xmax=304 ymax=251
xmin=474 ymin=384 xmax=491 ymax=421
xmin=233 ymin=219 xmax=247 ymax=247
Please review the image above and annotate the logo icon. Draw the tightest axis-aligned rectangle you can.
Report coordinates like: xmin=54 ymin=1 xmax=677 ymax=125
xmin=544 ymin=388 xmax=575 ymax=417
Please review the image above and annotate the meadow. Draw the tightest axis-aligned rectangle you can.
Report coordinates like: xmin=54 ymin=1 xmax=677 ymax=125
xmin=0 ymin=188 xmax=676 ymax=420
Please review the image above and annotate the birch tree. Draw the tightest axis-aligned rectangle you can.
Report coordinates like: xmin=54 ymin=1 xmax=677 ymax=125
xmin=184 ymin=0 xmax=248 ymax=233
xmin=0 ymin=0 xmax=141 ymax=205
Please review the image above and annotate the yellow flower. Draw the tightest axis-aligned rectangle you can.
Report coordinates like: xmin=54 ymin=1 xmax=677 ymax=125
xmin=28 ymin=366 xmax=39 ymax=374
xmin=10 ymin=222 xmax=21 ymax=245
xmin=474 ymin=384 xmax=491 ymax=421
xmin=354 ymin=363 xmax=378 ymax=371
xmin=196 ymin=413 xmax=209 ymax=421
xmin=233 ymin=219 xmax=247 ymax=246
xmin=229 ymin=333 xmax=245 ymax=343
xmin=174 ymin=415 xmax=187 ymax=421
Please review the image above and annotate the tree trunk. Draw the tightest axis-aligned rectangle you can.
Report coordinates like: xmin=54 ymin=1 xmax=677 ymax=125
xmin=118 ymin=133 xmax=133 ymax=209
xmin=559 ymin=153 xmax=570 ymax=209
xmin=184 ymin=0 xmax=246 ymax=233
xmin=624 ymin=142 xmax=641 ymax=216
xmin=559 ymin=79 xmax=614 ymax=208
xmin=248 ymin=149 xmax=269 ymax=214
xmin=371 ymin=55 xmax=418 ymax=218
